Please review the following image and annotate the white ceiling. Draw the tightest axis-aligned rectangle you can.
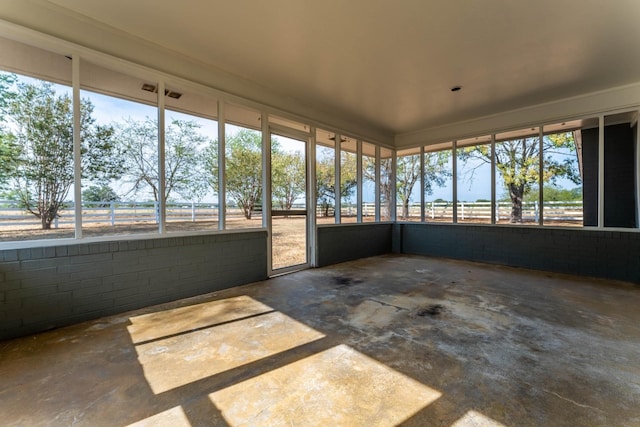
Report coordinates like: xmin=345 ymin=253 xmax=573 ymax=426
xmin=19 ymin=0 xmax=640 ymax=137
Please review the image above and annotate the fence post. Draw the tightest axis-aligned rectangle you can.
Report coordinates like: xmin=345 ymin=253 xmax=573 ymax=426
xmin=534 ymin=201 xmax=539 ymax=223
xmin=495 ymin=201 xmax=499 ymax=222
xmin=154 ymin=201 xmax=159 ymax=224
xmin=431 ymin=201 xmax=435 ymax=219
xmin=110 ymin=201 xmax=115 ymax=226
xmin=461 ymin=202 xmax=465 ymax=220
xmin=54 ymin=216 xmax=59 ymax=229
xmin=191 ymin=201 xmax=196 ymax=222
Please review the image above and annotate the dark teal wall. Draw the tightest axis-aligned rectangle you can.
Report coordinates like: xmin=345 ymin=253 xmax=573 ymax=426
xmin=316 ymin=223 xmax=393 ymax=267
xmin=0 ymin=231 xmax=268 ymax=340
xmin=399 ymin=223 xmax=639 ymax=283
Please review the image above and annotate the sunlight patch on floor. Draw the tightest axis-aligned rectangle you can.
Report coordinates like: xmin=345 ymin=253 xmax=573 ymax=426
xmin=127 ymin=295 xmax=273 ymax=344
xmin=209 ymin=344 xmax=441 ymax=426
xmin=451 ymin=410 xmax=507 ymax=427
xmin=125 ymin=406 xmax=191 ymax=427
xmin=132 ymin=297 xmax=325 ymax=394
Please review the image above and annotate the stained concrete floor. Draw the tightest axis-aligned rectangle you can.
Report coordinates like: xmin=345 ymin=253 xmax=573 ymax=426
xmin=1 ymin=254 xmax=639 ymax=427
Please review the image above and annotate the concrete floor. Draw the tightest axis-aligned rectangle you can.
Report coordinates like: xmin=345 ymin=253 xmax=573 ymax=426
xmin=1 ymin=254 xmax=639 ymax=427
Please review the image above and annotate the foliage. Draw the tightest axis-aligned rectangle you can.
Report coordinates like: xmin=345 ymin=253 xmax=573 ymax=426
xmin=4 ymin=80 xmax=120 ymax=229
xmin=316 ymin=149 xmax=356 ymax=217
xmin=209 ymin=129 xmax=263 ymax=219
xmin=272 ymin=149 xmax=305 ymax=210
xmin=394 ymin=151 xmax=450 ymax=219
xmin=82 ymin=185 xmax=119 ymax=207
xmin=523 ymin=186 xmax=582 ymax=202
xmin=458 ymin=133 xmax=580 ymax=223
xmin=118 ymin=117 xmax=207 ymax=202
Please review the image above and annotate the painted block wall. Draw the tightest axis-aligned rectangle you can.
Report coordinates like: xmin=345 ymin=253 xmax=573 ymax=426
xmin=316 ymin=223 xmax=393 ymax=267
xmin=399 ymin=223 xmax=639 ymax=283
xmin=0 ymin=231 xmax=268 ymax=340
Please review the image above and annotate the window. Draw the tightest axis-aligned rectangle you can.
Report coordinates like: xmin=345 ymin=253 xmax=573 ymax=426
xmin=0 ymin=37 xmax=74 ymax=242
xmin=80 ymin=59 xmax=159 ymax=238
xmin=380 ymin=147 xmax=393 ymax=221
xmin=164 ymin=84 xmax=219 ymax=233
xmin=396 ymin=147 xmax=421 ymax=221
xmin=224 ymin=103 xmax=263 ymax=229
xmin=542 ymin=121 xmax=584 ymax=227
xmin=494 ymin=128 xmax=540 ymax=225
xmin=456 ymin=135 xmax=492 ymax=224
xmin=315 ymin=129 xmax=336 ymax=224
xmin=424 ymin=142 xmax=453 ymax=223
xmin=340 ymin=136 xmax=358 ymax=223
xmin=361 ymin=142 xmax=376 ymax=222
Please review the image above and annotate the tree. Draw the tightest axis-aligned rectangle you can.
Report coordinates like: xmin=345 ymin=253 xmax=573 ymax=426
xmin=5 ymin=80 xmax=120 ymax=229
xmin=203 ymin=129 xmax=262 ymax=220
xmin=459 ymin=133 xmax=580 ymax=223
xmin=82 ymin=185 xmax=118 ymax=207
xmin=0 ymin=74 xmax=20 ymax=187
xmin=272 ymin=149 xmax=305 ymax=210
xmin=118 ymin=117 xmax=207 ymax=202
xmin=316 ymin=151 xmax=356 ymax=217
xmin=394 ymin=152 xmax=450 ymax=219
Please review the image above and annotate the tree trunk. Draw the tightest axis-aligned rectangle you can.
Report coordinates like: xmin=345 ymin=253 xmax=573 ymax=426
xmin=509 ymin=183 xmax=525 ymax=223
xmin=402 ymin=199 xmax=410 ymax=219
xmin=243 ymin=204 xmax=252 ymax=220
xmin=41 ymin=216 xmax=52 ymax=229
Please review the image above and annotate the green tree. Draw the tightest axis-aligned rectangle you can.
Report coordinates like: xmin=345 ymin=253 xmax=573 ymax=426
xmin=0 ymin=74 xmax=20 ymax=186
xmin=6 ymin=80 xmax=120 ymax=229
xmin=118 ymin=117 xmax=207 ymax=202
xmin=395 ymin=152 xmax=450 ymax=219
xmin=82 ymin=185 xmax=119 ymax=207
xmin=459 ymin=133 xmax=580 ymax=223
xmin=202 ymin=129 xmax=262 ymax=220
xmin=316 ymin=151 xmax=356 ymax=217
xmin=272 ymin=149 xmax=305 ymax=210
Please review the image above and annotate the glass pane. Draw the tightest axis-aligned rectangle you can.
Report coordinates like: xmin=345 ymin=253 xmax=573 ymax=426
xmin=165 ymin=84 xmax=219 ymax=233
xmin=424 ymin=145 xmax=453 ymax=223
xmin=380 ymin=147 xmax=393 ymax=221
xmin=457 ymin=136 xmax=492 ymax=224
xmin=224 ymin=104 xmax=262 ymax=229
xmin=362 ymin=142 xmax=376 ymax=222
xmin=271 ymin=134 xmax=307 ymax=269
xmin=340 ymin=136 xmax=357 ymax=223
xmin=542 ymin=121 xmax=584 ymax=227
xmin=315 ymin=129 xmax=335 ymax=225
xmin=80 ymin=59 xmax=158 ymax=238
xmin=396 ymin=149 xmax=421 ymax=221
xmin=0 ymin=37 xmax=74 ymax=242
xmin=494 ymin=128 xmax=540 ymax=225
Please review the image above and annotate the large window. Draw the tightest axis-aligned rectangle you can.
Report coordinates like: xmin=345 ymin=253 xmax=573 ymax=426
xmin=164 ymin=84 xmax=219 ymax=233
xmin=424 ymin=143 xmax=453 ymax=223
xmin=396 ymin=148 xmax=421 ymax=221
xmin=340 ymin=136 xmax=358 ymax=223
xmin=80 ymin=59 xmax=159 ymax=238
xmin=494 ymin=128 xmax=540 ymax=225
xmin=224 ymin=103 xmax=262 ymax=229
xmin=315 ymin=129 xmax=336 ymax=225
xmin=542 ymin=121 xmax=584 ymax=227
xmin=457 ymin=135 xmax=492 ymax=224
xmin=379 ymin=147 xmax=393 ymax=221
xmin=0 ymin=37 xmax=74 ymax=242
xmin=362 ymin=142 xmax=376 ymax=222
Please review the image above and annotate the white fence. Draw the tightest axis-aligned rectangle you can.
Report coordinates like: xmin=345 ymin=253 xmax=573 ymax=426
xmin=0 ymin=199 xmax=583 ymax=228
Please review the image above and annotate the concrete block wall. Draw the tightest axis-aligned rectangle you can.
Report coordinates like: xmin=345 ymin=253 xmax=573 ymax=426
xmin=316 ymin=223 xmax=393 ymax=267
xmin=0 ymin=231 xmax=268 ymax=340
xmin=399 ymin=223 xmax=640 ymax=283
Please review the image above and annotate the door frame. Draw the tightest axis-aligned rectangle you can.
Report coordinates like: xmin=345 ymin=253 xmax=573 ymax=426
xmin=267 ymin=124 xmax=315 ymax=276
